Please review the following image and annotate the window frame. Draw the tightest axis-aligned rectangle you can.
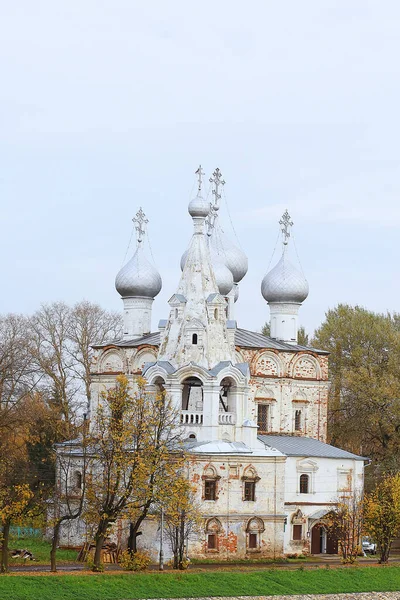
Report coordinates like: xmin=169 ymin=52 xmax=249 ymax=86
xmin=244 ymin=480 xmax=256 ymax=502
xmin=299 ymin=473 xmax=310 ymax=494
xmin=293 ymin=524 xmax=302 ymax=540
xmin=204 ymin=479 xmax=217 ymax=501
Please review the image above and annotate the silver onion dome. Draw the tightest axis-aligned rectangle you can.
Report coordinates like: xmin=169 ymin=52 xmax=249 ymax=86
xmin=261 ymin=254 xmax=308 ymax=304
xmin=188 ymin=194 xmax=210 ymax=218
xmin=210 ymin=248 xmax=234 ymax=296
xmin=115 ymin=244 xmax=162 ymax=299
xmin=210 ymin=225 xmax=248 ymax=284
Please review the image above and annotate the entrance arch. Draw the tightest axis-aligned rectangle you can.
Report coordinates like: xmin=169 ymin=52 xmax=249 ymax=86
xmin=311 ymin=524 xmax=338 ymax=554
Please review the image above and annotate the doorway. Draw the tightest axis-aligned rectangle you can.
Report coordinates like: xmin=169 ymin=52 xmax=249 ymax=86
xmin=311 ymin=524 xmax=338 ymax=554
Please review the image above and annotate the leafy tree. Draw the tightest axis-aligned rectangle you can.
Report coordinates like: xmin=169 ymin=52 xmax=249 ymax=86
xmin=297 ymin=325 xmax=309 ymax=346
xmin=162 ymin=476 xmax=201 ymax=569
xmin=364 ymin=474 xmax=400 ymax=563
xmin=85 ymin=376 xmax=182 ymax=571
xmin=312 ymin=305 xmax=400 ymax=480
xmin=325 ymin=493 xmax=363 ymax=564
xmin=261 ymin=322 xmax=270 ymax=337
xmin=261 ymin=322 xmax=308 ymax=345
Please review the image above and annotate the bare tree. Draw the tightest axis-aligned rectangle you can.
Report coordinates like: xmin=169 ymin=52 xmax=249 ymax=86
xmin=67 ymin=300 xmax=122 ymax=408
xmin=28 ymin=301 xmax=122 ymax=434
xmin=28 ymin=302 xmax=77 ymax=433
xmin=0 ymin=314 xmax=35 ymax=431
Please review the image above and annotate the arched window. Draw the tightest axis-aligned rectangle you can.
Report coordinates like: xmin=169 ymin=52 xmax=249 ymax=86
xmin=214 ymin=308 xmax=218 ymax=320
xmin=295 ymin=409 xmax=302 ymax=431
xmin=175 ymin=308 xmax=178 ymax=318
xmin=205 ymin=518 xmax=222 ymax=551
xmin=242 ymin=465 xmax=260 ymax=502
xmin=246 ymin=517 xmax=265 ymax=552
xmin=203 ymin=465 xmax=220 ymax=501
xmin=192 ymin=333 xmax=198 ymax=345
xmin=188 ymin=433 xmax=196 ymax=440
xmin=299 ymin=474 xmax=309 ymax=494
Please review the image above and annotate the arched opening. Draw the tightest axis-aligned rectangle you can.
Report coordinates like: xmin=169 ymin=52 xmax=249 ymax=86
xmin=175 ymin=308 xmax=178 ymax=318
xmin=219 ymin=377 xmax=237 ymax=423
xmin=214 ymin=308 xmax=218 ymax=320
xmin=188 ymin=433 xmax=196 ymax=440
xmin=192 ymin=333 xmax=198 ymax=345
xmin=153 ymin=376 xmax=166 ymax=394
xmin=311 ymin=524 xmax=338 ymax=554
xmin=181 ymin=377 xmax=203 ymax=423
xmin=299 ymin=474 xmax=309 ymax=494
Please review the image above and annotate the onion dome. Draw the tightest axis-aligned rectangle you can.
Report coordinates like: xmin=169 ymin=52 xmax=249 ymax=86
xmin=115 ymin=244 xmax=162 ymax=299
xmin=210 ymin=226 xmax=248 ymax=284
xmin=180 ymin=248 xmax=188 ymax=271
xmin=188 ymin=194 xmax=210 ymax=218
xmin=261 ymin=254 xmax=308 ymax=304
xmin=210 ymin=248 xmax=234 ymax=296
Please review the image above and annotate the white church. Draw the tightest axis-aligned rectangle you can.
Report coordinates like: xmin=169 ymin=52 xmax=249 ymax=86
xmin=60 ymin=167 xmax=365 ymax=558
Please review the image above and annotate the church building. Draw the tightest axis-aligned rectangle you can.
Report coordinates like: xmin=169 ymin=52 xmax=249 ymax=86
xmin=60 ymin=167 xmax=365 ymax=558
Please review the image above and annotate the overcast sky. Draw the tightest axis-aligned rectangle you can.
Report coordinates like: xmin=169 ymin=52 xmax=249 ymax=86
xmin=1 ymin=1 xmax=399 ymax=336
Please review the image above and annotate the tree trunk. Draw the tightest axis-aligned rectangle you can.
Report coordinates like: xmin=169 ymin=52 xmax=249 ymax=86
xmin=50 ymin=521 xmax=62 ymax=572
xmin=1 ymin=520 xmax=11 ymax=573
xmin=379 ymin=543 xmax=390 ymax=564
xmin=93 ymin=519 xmax=108 ymax=571
xmin=128 ymin=516 xmax=146 ymax=554
xmin=178 ymin=510 xmax=186 ymax=569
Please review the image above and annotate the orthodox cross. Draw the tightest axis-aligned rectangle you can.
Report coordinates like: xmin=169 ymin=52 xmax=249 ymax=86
xmin=195 ymin=165 xmax=205 ymax=193
xmin=206 ymin=206 xmax=217 ymax=236
xmin=279 ymin=209 xmax=293 ymax=245
xmin=209 ymin=167 xmax=225 ymax=209
xmin=133 ymin=207 xmax=148 ymax=244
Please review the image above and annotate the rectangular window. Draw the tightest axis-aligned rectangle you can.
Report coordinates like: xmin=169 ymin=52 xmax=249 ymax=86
xmin=257 ymin=404 xmax=269 ymax=433
xmin=293 ymin=525 xmax=302 ymax=540
xmin=294 ymin=409 xmax=302 ymax=431
xmin=204 ymin=480 xmax=216 ymax=501
xmin=207 ymin=534 xmax=217 ymax=550
xmin=248 ymin=533 xmax=258 ymax=549
xmin=244 ymin=481 xmax=255 ymax=501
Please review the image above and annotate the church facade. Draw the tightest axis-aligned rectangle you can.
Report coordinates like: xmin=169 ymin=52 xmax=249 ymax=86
xmin=58 ymin=168 xmax=365 ymax=559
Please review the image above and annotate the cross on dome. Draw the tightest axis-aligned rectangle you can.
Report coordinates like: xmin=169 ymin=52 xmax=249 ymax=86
xmin=209 ymin=168 xmax=225 ymax=210
xmin=133 ymin=207 xmax=149 ymax=244
xmin=195 ymin=164 xmax=205 ymax=193
xmin=279 ymin=209 xmax=293 ymax=246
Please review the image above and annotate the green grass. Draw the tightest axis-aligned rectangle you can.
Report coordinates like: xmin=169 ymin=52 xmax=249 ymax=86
xmin=8 ymin=537 xmax=78 ymax=565
xmin=1 ymin=565 xmax=400 ymax=600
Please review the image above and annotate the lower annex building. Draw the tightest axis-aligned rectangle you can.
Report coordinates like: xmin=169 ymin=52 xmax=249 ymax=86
xmin=57 ymin=168 xmax=365 ymax=558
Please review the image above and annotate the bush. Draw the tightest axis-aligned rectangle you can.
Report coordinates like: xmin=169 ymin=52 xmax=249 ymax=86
xmin=118 ymin=550 xmax=151 ymax=571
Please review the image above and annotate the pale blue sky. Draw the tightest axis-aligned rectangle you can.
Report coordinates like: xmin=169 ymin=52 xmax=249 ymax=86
xmin=1 ymin=1 xmax=399 ymax=335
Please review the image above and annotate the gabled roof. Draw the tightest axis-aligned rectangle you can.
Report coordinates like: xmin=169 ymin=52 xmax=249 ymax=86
xmin=93 ymin=328 xmax=328 ymax=354
xmin=258 ymin=435 xmax=367 ymax=461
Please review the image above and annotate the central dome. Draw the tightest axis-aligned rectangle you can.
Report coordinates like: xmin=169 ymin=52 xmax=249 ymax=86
xmin=261 ymin=254 xmax=308 ymax=304
xmin=209 ymin=225 xmax=248 ymax=284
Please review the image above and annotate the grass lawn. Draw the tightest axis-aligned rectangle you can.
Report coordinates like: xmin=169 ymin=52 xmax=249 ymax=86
xmin=8 ymin=537 xmax=78 ymax=565
xmin=1 ymin=565 xmax=400 ymax=600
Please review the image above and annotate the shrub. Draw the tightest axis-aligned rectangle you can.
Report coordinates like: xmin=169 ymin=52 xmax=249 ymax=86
xmin=118 ymin=550 xmax=151 ymax=571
